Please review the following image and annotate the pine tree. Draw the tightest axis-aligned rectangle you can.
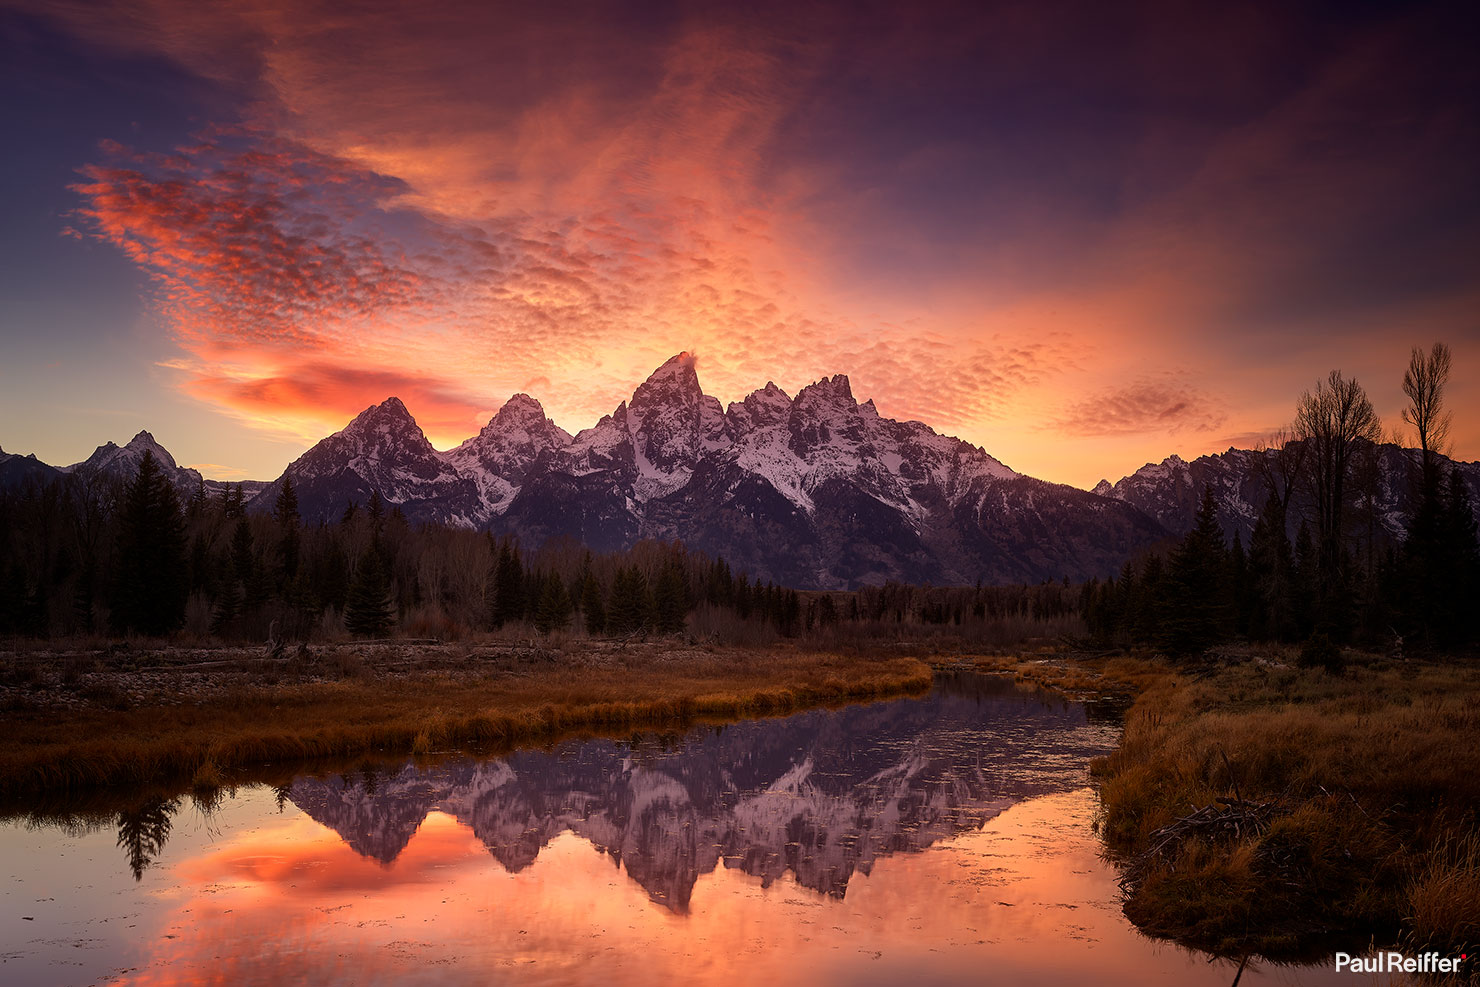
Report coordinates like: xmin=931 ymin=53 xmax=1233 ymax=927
xmin=607 ymin=566 xmax=650 ymax=635
xmin=581 ymin=571 xmax=606 ymax=635
xmin=1160 ymin=485 xmax=1229 ymax=656
xmin=1292 ymin=521 xmax=1316 ymax=638
xmin=274 ymin=474 xmax=301 ymax=580
xmin=344 ymin=546 xmax=394 ymax=637
xmin=222 ymin=484 xmax=245 ymax=520
xmin=111 ymin=450 xmax=187 ymax=636
xmin=210 ymin=554 xmax=240 ymax=638
xmin=1435 ymin=468 xmax=1480 ymax=646
xmin=1228 ymin=531 xmax=1251 ymax=637
xmin=533 ymin=572 xmax=573 ymax=633
xmin=486 ymin=542 xmax=525 ymax=628
xmin=1130 ymin=554 xmax=1165 ymax=644
xmin=1248 ymin=492 xmax=1297 ymax=641
xmin=653 ymin=561 xmax=687 ymax=634
xmin=231 ymin=518 xmax=255 ymax=586
xmin=116 ymin=796 xmax=179 ymax=881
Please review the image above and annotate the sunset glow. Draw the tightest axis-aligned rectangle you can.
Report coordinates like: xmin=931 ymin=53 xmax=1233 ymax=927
xmin=2 ymin=0 xmax=1477 ymax=487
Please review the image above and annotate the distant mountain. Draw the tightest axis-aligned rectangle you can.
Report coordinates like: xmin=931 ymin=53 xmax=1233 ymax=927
xmin=15 ymin=356 xmax=1473 ymax=587
xmin=60 ymin=429 xmax=205 ymax=494
xmin=1095 ymin=444 xmax=1480 ymax=544
xmin=252 ymin=353 xmax=1167 ymax=586
xmin=0 ymin=446 xmax=62 ymax=488
xmin=0 ymin=431 xmax=267 ymax=500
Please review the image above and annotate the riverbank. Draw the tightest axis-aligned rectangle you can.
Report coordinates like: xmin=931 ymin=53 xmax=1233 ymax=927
xmin=975 ymin=648 xmax=1480 ymax=969
xmin=0 ymin=641 xmax=931 ymax=801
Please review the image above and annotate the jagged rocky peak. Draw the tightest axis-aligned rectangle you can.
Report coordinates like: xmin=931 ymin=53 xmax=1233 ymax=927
xmin=346 ymin=396 xmax=418 ymax=434
xmin=790 ymin=373 xmax=868 ymax=457
xmin=494 ymin=392 xmax=552 ymax=426
xmin=73 ymin=429 xmax=180 ymax=473
xmin=1092 ymin=479 xmax=1114 ymax=497
xmin=795 ymin=373 xmax=857 ymax=412
xmin=727 ymin=381 xmax=793 ymax=430
xmin=623 ymin=353 xmax=732 ymax=496
xmin=631 ymin=351 xmax=703 ymax=408
xmin=457 ymin=393 xmax=571 ymax=453
xmin=444 ymin=393 xmax=573 ymax=515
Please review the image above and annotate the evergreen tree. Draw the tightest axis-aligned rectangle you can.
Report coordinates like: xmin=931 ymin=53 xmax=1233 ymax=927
xmin=653 ymin=561 xmax=687 ymax=634
xmin=1160 ymin=485 xmax=1229 ymax=655
xmin=116 ymin=796 xmax=180 ymax=882
xmin=1130 ymin=554 xmax=1165 ymax=643
xmin=274 ymin=474 xmax=301 ymax=579
xmin=344 ymin=546 xmax=394 ymax=637
xmin=1435 ymin=469 xmax=1480 ymax=646
xmin=486 ymin=541 xmax=525 ymax=628
xmin=230 ymin=518 xmax=255 ymax=586
xmin=1248 ymin=493 xmax=1297 ymax=641
xmin=1228 ymin=531 xmax=1251 ymax=637
xmin=368 ymin=489 xmax=384 ymax=528
xmin=314 ymin=540 xmax=351 ymax=613
xmin=1292 ymin=521 xmax=1317 ymax=638
xmin=210 ymin=555 xmax=240 ymax=638
xmin=581 ymin=571 xmax=607 ymax=635
xmin=222 ymin=484 xmax=245 ymax=520
xmin=533 ymin=572 xmax=573 ymax=633
xmin=607 ymin=566 xmax=650 ymax=635
xmin=111 ymin=451 xmax=187 ymax=636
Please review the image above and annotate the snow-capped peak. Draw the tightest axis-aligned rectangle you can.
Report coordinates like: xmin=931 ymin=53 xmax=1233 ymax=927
xmin=795 ymin=373 xmax=856 ymax=410
xmin=443 ymin=392 xmax=573 ymax=516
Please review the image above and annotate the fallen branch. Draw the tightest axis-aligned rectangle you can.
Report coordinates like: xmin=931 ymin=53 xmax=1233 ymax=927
xmin=1119 ymin=798 xmax=1279 ymax=892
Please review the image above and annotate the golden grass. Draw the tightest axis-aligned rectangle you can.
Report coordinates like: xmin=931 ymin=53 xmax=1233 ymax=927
xmin=0 ymin=649 xmax=931 ymax=801
xmin=1088 ymin=653 xmax=1480 ymax=960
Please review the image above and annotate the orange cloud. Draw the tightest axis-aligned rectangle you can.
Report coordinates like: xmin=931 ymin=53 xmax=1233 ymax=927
xmin=29 ymin=0 xmax=1480 ymax=485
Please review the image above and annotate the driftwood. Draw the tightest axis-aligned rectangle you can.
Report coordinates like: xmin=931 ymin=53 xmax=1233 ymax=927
xmin=1119 ymin=797 xmax=1279 ymax=892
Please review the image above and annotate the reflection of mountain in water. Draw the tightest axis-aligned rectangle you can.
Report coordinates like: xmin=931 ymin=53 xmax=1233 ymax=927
xmin=288 ymin=674 xmax=1119 ymax=911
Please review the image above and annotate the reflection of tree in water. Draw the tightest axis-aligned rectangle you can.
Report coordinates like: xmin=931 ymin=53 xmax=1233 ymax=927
xmin=116 ymin=796 xmax=179 ymax=881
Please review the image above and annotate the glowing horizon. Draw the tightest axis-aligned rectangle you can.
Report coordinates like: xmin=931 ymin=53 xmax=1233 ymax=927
xmin=2 ymin=0 xmax=1477 ymax=488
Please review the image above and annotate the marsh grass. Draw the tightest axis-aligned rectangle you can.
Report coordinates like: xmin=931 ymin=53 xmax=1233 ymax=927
xmin=0 ymin=648 xmax=930 ymax=801
xmin=1088 ymin=653 xmax=1480 ymax=962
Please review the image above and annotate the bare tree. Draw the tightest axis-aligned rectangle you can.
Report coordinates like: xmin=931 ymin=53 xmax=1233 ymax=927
xmin=1252 ymin=426 xmax=1307 ymax=522
xmin=1294 ymin=370 xmax=1381 ymax=604
xmin=1401 ymin=342 xmax=1452 ymax=484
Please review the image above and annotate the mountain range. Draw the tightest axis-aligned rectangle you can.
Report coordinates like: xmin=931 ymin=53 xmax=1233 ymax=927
xmin=4 ymin=353 xmax=1476 ymax=588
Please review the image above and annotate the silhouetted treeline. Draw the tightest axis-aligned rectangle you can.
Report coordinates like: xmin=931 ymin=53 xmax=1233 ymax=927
xmin=1080 ymin=461 xmax=1480 ymax=658
xmin=1082 ymin=347 xmax=1478 ymax=659
xmin=0 ymin=453 xmax=1079 ymax=645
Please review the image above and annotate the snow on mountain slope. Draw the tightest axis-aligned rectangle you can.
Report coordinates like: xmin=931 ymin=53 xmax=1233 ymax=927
xmin=62 ymin=430 xmax=208 ymax=495
xmin=1097 ymin=443 xmax=1480 ymax=543
xmin=255 ymin=397 xmax=483 ymax=526
xmin=242 ymin=354 xmax=1166 ymax=584
xmin=443 ymin=393 xmax=572 ymax=516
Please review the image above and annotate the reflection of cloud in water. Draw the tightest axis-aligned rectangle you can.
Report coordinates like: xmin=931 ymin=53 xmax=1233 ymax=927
xmin=287 ymin=675 xmax=1119 ymax=910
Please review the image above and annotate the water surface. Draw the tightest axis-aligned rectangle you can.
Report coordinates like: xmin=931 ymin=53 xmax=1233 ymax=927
xmin=1 ymin=674 xmax=1370 ymax=985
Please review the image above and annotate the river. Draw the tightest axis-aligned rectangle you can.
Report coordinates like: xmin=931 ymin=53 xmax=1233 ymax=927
xmin=1 ymin=674 xmax=1374 ymax=985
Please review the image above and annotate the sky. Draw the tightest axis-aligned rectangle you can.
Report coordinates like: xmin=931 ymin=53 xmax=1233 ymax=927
xmin=1 ymin=0 xmax=1477 ymax=488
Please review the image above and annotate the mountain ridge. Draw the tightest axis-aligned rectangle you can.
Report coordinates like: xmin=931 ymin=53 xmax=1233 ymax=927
xmin=5 ymin=355 xmax=1477 ymax=588
xmin=243 ymin=354 xmax=1162 ymax=586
